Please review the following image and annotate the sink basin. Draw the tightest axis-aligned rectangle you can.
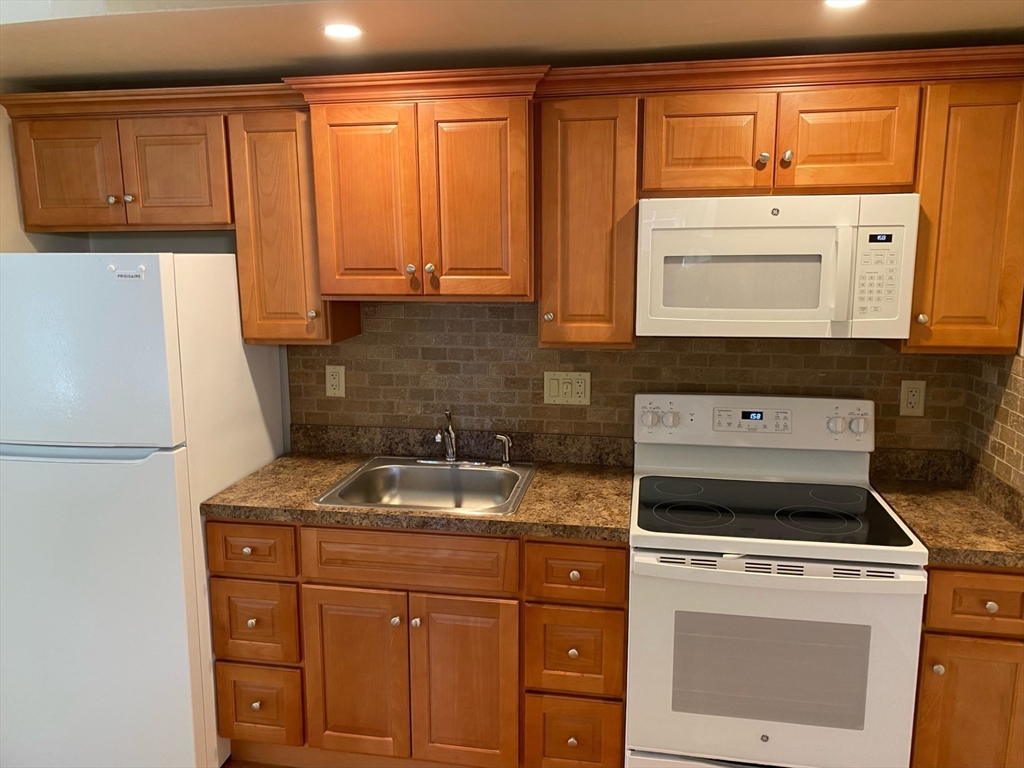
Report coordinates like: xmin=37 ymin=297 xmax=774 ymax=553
xmin=314 ymin=457 xmax=537 ymax=516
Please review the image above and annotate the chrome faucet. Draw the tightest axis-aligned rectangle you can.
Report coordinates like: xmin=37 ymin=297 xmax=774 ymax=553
xmin=435 ymin=409 xmax=457 ymax=461
xmin=495 ymin=434 xmax=513 ymax=466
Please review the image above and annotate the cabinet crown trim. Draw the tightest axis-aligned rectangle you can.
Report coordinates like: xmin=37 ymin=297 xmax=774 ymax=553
xmin=536 ymin=44 xmax=1024 ymax=97
xmin=284 ymin=65 xmax=550 ymax=103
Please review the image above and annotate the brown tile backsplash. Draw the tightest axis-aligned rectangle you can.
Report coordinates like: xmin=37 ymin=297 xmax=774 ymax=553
xmin=965 ymin=355 xmax=1024 ymax=493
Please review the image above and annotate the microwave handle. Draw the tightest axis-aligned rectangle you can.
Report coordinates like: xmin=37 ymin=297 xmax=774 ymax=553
xmin=632 ymin=554 xmax=927 ymax=595
xmin=831 ymin=226 xmax=856 ymax=322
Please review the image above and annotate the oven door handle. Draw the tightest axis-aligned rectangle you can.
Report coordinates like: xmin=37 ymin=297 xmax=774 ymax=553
xmin=831 ymin=226 xmax=855 ymax=322
xmin=633 ymin=555 xmax=927 ymax=595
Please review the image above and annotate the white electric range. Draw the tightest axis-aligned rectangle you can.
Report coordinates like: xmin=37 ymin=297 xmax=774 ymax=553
xmin=625 ymin=394 xmax=928 ymax=768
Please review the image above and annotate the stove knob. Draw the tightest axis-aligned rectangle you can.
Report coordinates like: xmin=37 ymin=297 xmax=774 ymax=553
xmin=662 ymin=411 xmax=681 ymax=428
xmin=641 ymin=411 xmax=661 ymax=428
xmin=849 ymin=417 xmax=869 ymax=435
xmin=826 ymin=416 xmax=847 ymax=434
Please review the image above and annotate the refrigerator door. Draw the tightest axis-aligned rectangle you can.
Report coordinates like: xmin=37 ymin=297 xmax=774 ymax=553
xmin=0 ymin=446 xmax=202 ymax=768
xmin=0 ymin=253 xmax=185 ymax=447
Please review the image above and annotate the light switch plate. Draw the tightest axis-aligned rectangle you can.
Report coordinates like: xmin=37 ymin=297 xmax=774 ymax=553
xmin=326 ymin=365 xmax=345 ymax=397
xmin=544 ymin=372 xmax=590 ymax=405
xmin=899 ymin=379 xmax=925 ymax=416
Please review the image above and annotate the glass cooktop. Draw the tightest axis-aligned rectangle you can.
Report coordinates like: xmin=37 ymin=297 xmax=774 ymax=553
xmin=636 ymin=475 xmax=913 ymax=547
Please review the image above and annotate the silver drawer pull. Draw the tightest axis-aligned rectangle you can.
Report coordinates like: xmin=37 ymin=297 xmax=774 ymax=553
xmin=405 ymin=264 xmax=417 ymax=274
xmin=251 ymin=701 xmax=261 ymax=711
xmin=567 ymin=648 xmax=579 ymax=659
xmin=567 ymin=737 xmax=578 ymax=747
xmin=123 ymin=194 xmax=135 ymax=203
xmin=241 ymin=547 xmax=252 ymax=556
xmin=569 ymin=570 xmax=581 ymax=582
xmin=985 ymin=601 xmax=999 ymax=613
xmin=757 ymin=152 xmax=770 ymax=164
xmin=543 ymin=312 xmax=554 ymax=322
xmin=391 ymin=616 xmax=401 ymax=626
xmin=246 ymin=618 xmax=256 ymax=629
xmin=933 ymin=664 xmax=945 ymax=675
xmin=106 ymin=195 xmax=118 ymax=204
xmin=411 ymin=618 xmax=421 ymax=628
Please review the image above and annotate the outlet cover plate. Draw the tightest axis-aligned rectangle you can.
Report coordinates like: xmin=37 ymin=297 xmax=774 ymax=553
xmin=899 ymin=379 xmax=925 ymax=417
xmin=326 ymin=365 xmax=345 ymax=398
xmin=544 ymin=371 xmax=590 ymax=405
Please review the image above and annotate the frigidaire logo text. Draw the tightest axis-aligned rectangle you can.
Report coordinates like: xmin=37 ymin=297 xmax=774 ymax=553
xmin=116 ymin=273 xmax=142 ymax=279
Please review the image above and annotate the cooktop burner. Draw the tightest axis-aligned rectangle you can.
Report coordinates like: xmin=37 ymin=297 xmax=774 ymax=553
xmin=637 ymin=476 xmax=913 ymax=546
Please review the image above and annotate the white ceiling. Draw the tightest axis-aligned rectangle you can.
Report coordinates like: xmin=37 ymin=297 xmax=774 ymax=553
xmin=1 ymin=0 xmax=1022 ymax=92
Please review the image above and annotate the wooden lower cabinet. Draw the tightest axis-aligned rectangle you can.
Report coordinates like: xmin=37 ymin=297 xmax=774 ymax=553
xmin=525 ymin=694 xmax=624 ymax=768
xmin=216 ymin=662 xmax=304 ymax=746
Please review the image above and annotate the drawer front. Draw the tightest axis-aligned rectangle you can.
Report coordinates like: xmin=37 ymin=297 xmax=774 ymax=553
xmin=215 ymin=662 xmax=304 ymax=746
xmin=525 ymin=694 xmax=623 ymax=768
xmin=525 ymin=603 xmax=625 ymax=696
xmin=926 ymin=569 xmax=1024 ymax=638
xmin=301 ymin=528 xmax=518 ymax=594
xmin=525 ymin=543 xmax=628 ymax=606
xmin=207 ymin=522 xmax=297 ymax=578
xmin=211 ymin=578 xmax=300 ymax=663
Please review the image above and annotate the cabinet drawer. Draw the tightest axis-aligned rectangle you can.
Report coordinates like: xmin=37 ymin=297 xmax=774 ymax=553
xmin=926 ymin=569 xmax=1024 ymax=638
xmin=525 ymin=694 xmax=623 ymax=768
xmin=525 ymin=604 xmax=625 ymax=697
xmin=301 ymin=528 xmax=518 ymax=593
xmin=211 ymin=578 xmax=300 ymax=664
xmin=215 ymin=662 xmax=304 ymax=746
xmin=207 ymin=522 xmax=297 ymax=579
xmin=525 ymin=543 xmax=627 ymax=606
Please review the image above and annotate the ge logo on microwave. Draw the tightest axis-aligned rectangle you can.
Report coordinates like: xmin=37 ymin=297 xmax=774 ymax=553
xmin=771 ymin=208 xmax=780 ymax=216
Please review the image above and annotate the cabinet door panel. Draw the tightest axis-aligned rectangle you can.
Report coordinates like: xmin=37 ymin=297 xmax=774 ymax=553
xmin=643 ymin=92 xmax=776 ymax=190
xmin=524 ymin=694 xmax=624 ymax=768
xmin=908 ymin=80 xmax=1024 ymax=350
xmin=215 ymin=662 xmax=304 ymax=746
xmin=13 ymin=118 xmax=126 ymax=227
xmin=409 ymin=593 xmax=518 ymax=768
xmin=117 ymin=114 xmax=232 ymax=225
xmin=776 ymin=85 xmax=920 ymax=187
xmin=524 ymin=604 xmax=625 ymax=696
xmin=913 ymin=633 xmax=1024 ymax=768
xmin=311 ymin=102 xmax=422 ymax=295
xmin=539 ymin=97 xmax=638 ymax=347
xmin=301 ymin=585 xmax=410 ymax=757
xmin=419 ymin=98 xmax=532 ymax=297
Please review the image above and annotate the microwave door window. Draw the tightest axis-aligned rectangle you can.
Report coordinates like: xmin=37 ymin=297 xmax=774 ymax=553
xmin=662 ymin=254 xmax=822 ymax=310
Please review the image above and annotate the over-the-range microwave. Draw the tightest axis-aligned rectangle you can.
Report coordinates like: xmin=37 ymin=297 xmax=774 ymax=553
xmin=636 ymin=193 xmax=920 ymax=338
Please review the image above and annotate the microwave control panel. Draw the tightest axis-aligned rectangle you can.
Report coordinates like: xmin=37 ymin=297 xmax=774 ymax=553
xmin=853 ymin=227 xmax=905 ymax=319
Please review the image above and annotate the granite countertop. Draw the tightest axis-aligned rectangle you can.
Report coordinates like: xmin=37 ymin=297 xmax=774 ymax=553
xmin=201 ymin=454 xmax=1024 ymax=566
xmin=201 ymin=453 xmax=633 ymax=542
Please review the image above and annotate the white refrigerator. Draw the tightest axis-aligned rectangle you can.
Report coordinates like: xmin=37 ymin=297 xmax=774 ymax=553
xmin=0 ymin=252 xmax=284 ymax=768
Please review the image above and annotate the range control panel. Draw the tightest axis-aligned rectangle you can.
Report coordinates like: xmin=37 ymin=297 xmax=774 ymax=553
xmin=853 ymin=227 xmax=905 ymax=319
xmin=636 ymin=394 xmax=874 ymax=451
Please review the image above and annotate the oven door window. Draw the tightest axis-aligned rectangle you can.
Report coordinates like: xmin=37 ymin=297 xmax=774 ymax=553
xmin=672 ymin=611 xmax=871 ymax=730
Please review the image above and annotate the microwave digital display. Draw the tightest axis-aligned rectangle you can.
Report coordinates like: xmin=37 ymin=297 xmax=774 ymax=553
xmin=742 ymin=411 xmax=764 ymax=421
xmin=868 ymin=234 xmax=893 ymax=243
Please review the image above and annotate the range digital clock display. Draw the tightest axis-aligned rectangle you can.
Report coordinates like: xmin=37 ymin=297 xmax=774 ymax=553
xmin=742 ymin=411 xmax=764 ymax=421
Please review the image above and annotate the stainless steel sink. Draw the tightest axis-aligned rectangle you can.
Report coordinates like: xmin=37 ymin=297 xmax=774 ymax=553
xmin=314 ymin=456 xmax=537 ymax=516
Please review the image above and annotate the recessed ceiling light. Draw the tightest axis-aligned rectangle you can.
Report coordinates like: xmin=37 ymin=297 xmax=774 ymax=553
xmin=824 ymin=0 xmax=866 ymax=7
xmin=323 ymin=23 xmax=363 ymax=39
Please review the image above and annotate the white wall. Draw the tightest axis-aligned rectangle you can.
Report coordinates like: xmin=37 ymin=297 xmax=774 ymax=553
xmin=0 ymin=108 xmax=88 ymax=253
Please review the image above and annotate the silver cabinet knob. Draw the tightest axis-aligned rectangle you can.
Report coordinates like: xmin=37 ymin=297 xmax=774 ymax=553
xmin=569 ymin=570 xmax=581 ymax=582
xmin=106 ymin=195 xmax=118 ymax=204
xmin=391 ymin=616 xmax=401 ymax=626
xmin=405 ymin=264 xmax=417 ymax=274
xmin=123 ymin=194 xmax=135 ymax=203
xmin=757 ymin=152 xmax=770 ymax=164
xmin=917 ymin=314 xmax=929 ymax=325
xmin=411 ymin=618 xmax=421 ymax=628
xmin=567 ymin=737 xmax=578 ymax=748
xmin=246 ymin=618 xmax=256 ymax=629
xmin=241 ymin=547 xmax=252 ymax=556
xmin=251 ymin=701 xmax=261 ymax=711
xmin=933 ymin=664 xmax=945 ymax=675
xmin=985 ymin=601 xmax=999 ymax=613
xmin=567 ymin=648 xmax=579 ymax=659
xmin=781 ymin=150 xmax=794 ymax=163
xmin=306 ymin=310 xmax=317 ymax=320
xmin=424 ymin=263 xmax=435 ymax=274
xmin=543 ymin=312 xmax=554 ymax=322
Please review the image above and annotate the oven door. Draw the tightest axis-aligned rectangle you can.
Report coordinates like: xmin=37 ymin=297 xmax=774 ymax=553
xmin=625 ymin=552 xmax=926 ymax=768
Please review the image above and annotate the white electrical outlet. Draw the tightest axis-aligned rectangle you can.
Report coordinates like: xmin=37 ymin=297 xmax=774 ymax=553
xmin=544 ymin=372 xmax=590 ymax=405
xmin=900 ymin=379 xmax=925 ymax=416
xmin=326 ymin=365 xmax=345 ymax=397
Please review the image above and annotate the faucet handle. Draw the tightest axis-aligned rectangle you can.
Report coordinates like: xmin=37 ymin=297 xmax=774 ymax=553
xmin=435 ymin=428 xmax=444 ymax=443
xmin=495 ymin=434 xmax=512 ymax=466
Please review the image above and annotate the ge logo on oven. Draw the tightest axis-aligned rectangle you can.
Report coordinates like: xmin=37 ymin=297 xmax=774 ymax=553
xmin=771 ymin=208 xmax=780 ymax=216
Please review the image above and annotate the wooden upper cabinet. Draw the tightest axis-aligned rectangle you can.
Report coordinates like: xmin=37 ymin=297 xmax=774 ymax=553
xmin=13 ymin=118 xmax=126 ymax=228
xmin=775 ymin=85 xmax=921 ymax=187
xmin=539 ymin=97 xmax=638 ymax=347
xmin=228 ymin=110 xmax=360 ymax=344
xmin=301 ymin=585 xmax=411 ymax=757
xmin=418 ymin=98 xmax=532 ymax=298
xmin=907 ymin=79 xmax=1024 ymax=351
xmin=643 ymin=92 xmax=776 ymax=191
xmin=310 ymin=102 xmax=423 ymax=296
xmin=116 ymin=114 xmax=232 ymax=225
xmin=913 ymin=633 xmax=1024 ymax=768
xmin=409 ymin=593 xmax=519 ymax=768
